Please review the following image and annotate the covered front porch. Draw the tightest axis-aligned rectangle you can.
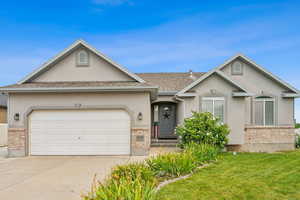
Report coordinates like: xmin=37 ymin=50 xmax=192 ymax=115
xmin=151 ymin=100 xmax=179 ymax=146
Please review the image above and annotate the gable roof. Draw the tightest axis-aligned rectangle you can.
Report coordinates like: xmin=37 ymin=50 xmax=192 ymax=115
xmin=18 ymin=39 xmax=145 ymax=84
xmin=216 ymin=54 xmax=299 ymax=93
xmin=177 ymin=54 xmax=299 ymax=95
xmin=137 ymin=72 xmax=205 ymax=93
xmin=177 ymin=70 xmax=249 ymax=95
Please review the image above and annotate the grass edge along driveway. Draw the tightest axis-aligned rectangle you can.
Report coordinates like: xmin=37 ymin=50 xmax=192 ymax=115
xmin=156 ymin=150 xmax=300 ymax=200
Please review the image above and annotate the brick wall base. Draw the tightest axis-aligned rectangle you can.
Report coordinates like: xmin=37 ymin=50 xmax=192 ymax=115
xmin=227 ymin=126 xmax=295 ymax=153
xmin=8 ymin=128 xmax=26 ymax=157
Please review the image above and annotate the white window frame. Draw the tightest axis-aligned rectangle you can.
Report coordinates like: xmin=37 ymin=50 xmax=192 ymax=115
xmin=202 ymin=97 xmax=225 ymax=122
xmin=254 ymin=97 xmax=275 ymax=126
xmin=77 ymin=50 xmax=89 ymax=66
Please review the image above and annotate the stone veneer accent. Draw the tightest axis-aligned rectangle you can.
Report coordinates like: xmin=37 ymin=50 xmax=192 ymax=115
xmin=8 ymin=128 xmax=26 ymax=157
xmin=8 ymin=127 xmax=150 ymax=157
xmin=228 ymin=126 xmax=295 ymax=152
xmin=131 ymin=128 xmax=150 ymax=156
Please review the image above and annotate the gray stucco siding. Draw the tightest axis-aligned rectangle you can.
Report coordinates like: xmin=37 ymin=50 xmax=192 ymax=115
xmin=183 ymin=74 xmax=246 ymax=145
xmin=221 ymin=59 xmax=295 ymax=126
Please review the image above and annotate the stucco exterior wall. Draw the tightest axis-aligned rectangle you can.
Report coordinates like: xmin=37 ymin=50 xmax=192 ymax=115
xmin=183 ymin=74 xmax=246 ymax=144
xmin=221 ymin=59 xmax=295 ymax=126
xmin=33 ymin=48 xmax=135 ymax=82
xmin=8 ymin=92 xmax=151 ymax=156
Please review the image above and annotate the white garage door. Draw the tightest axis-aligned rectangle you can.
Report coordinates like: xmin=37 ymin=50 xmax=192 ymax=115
xmin=29 ymin=110 xmax=131 ymax=155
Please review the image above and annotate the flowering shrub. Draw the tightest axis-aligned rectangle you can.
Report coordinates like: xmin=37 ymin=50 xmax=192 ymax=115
xmin=176 ymin=112 xmax=230 ymax=149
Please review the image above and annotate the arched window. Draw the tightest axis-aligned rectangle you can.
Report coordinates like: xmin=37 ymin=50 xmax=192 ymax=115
xmin=77 ymin=50 xmax=89 ymax=66
xmin=254 ymin=96 xmax=275 ymax=126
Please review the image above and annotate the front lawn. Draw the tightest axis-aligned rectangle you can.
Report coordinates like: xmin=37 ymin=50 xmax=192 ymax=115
xmin=156 ymin=150 xmax=300 ymax=200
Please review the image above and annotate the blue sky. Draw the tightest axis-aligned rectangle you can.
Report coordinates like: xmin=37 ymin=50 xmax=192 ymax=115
xmin=1 ymin=0 xmax=300 ymax=121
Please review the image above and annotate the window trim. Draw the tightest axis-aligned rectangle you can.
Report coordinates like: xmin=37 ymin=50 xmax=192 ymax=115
xmin=231 ymin=61 xmax=243 ymax=75
xmin=254 ymin=97 xmax=275 ymax=126
xmin=76 ymin=50 xmax=89 ymax=66
xmin=202 ymin=97 xmax=225 ymax=123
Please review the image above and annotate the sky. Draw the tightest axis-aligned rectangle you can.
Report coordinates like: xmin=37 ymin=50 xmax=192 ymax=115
xmin=1 ymin=0 xmax=300 ymax=121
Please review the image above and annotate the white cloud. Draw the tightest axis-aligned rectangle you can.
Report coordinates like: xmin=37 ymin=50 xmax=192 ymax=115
xmin=92 ymin=0 xmax=132 ymax=6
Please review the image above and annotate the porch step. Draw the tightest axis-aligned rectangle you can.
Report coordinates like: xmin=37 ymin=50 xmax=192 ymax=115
xmin=151 ymin=139 xmax=179 ymax=147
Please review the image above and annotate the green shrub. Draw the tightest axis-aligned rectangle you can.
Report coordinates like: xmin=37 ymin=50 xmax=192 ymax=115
xmin=84 ymin=175 xmax=156 ymax=200
xmin=83 ymin=163 xmax=157 ymax=200
xmin=84 ymin=143 xmax=220 ymax=200
xmin=176 ymin=112 xmax=230 ymax=148
xmin=146 ymin=152 xmax=197 ymax=178
xmin=296 ymin=135 xmax=300 ymax=149
xmin=111 ymin=163 xmax=156 ymax=184
xmin=295 ymin=123 xmax=300 ymax=129
xmin=184 ymin=143 xmax=219 ymax=165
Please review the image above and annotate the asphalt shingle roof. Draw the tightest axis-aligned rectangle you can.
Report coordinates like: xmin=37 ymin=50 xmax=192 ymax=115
xmin=0 ymin=72 xmax=205 ymax=93
xmin=137 ymin=72 xmax=205 ymax=92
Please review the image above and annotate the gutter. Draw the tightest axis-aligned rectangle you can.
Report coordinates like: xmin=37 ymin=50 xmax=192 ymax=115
xmin=0 ymin=86 xmax=159 ymax=100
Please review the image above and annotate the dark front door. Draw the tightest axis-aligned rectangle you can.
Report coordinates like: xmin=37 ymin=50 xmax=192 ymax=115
xmin=158 ymin=103 xmax=177 ymax=139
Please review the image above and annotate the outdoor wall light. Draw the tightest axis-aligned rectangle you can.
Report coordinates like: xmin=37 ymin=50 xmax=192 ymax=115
xmin=14 ymin=113 xmax=20 ymax=121
xmin=137 ymin=112 xmax=143 ymax=120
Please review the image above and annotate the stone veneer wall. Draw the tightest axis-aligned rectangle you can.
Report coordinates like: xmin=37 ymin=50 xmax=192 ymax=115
xmin=131 ymin=128 xmax=150 ymax=156
xmin=8 ymin=127 xmax=150 ymax=157
xmin=228 ymin=126 xmax=296 ymax=152
xmin=8 ymin=128 xmax=26 ymax=157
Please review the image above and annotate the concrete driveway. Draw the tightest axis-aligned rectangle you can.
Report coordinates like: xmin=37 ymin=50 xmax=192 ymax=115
xmin=0 ymin=156 xmax=146 ymax=200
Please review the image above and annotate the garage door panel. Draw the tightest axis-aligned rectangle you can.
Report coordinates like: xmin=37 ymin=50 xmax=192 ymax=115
xmin=29 ymin=110 xmax=131 ymax=155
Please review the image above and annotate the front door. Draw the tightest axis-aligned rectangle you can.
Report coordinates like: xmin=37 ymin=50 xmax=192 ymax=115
xmin=158 ymin=103 xmax=177 ymax=139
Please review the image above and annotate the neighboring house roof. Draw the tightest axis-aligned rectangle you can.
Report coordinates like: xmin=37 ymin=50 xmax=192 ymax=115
xmin=137 ymin=72 xmax=205 ymax=93
xmin=0 ymin=94 xmax=7 ymax=108
xmin=18 ymin=40 xmax=145 ymax=84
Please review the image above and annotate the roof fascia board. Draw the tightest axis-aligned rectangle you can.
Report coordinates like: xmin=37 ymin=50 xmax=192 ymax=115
xmin=282 ymin=93 xmax=300 ymax=98
xmin=18 ymin=40 xmax=145 ymax=84
xmin=0 ymin=86 xmax=158 ymax=92
xmin=176 ymin=93 xmax=197 ymax=97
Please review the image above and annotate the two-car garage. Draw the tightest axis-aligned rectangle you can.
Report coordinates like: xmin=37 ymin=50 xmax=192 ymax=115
xmin=29 ymin=110 xmax=131 ymax=155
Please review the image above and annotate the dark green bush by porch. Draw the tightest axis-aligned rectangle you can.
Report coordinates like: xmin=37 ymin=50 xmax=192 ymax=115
xmin=176 ymin=112 xmax=230 ymax=148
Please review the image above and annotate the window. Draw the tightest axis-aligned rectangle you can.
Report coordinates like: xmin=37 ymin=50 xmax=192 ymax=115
xmin=202 ymin=97 xmax=225 ymax=123
xmin=231 ymin=61 xmax=243 ymax=75
xmin=77 ymin=50 xmax=89 ymax=66
xmin=254 ymin=97 xmax=275 ymax=126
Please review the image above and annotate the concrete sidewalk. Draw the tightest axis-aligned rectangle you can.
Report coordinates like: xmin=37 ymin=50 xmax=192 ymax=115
xmin=0 ymin=156 xmax=146 ymax=200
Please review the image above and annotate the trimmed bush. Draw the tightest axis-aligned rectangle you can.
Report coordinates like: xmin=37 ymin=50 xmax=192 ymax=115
xmin=176 ymin=112 xmax=230 ymax=148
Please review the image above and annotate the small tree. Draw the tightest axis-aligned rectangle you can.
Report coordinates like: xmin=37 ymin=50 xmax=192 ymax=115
xmin=176 ymin=112 xmax=230 ymax=149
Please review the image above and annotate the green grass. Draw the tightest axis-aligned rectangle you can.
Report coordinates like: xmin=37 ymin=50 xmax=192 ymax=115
xmin=156 ymin=151 xmax=300 ymax=200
